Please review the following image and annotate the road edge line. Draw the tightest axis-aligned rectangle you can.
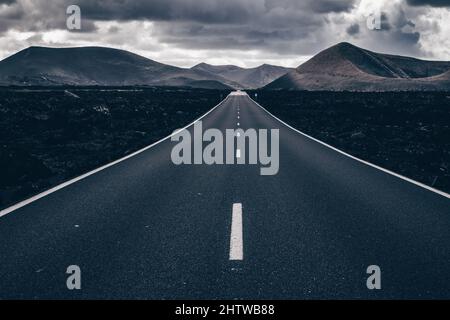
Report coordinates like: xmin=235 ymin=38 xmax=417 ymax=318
xmin=250 ymin=96 xmax=450 ymax=199
xmin=0 ymin=95 xmax=231 ymax=218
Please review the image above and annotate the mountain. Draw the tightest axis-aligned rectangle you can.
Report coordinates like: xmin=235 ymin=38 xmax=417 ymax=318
xmin=265 ymin=42 xmax=450 ymax=91
xmin=0 ymin=46 xmax=237 ymax=89
xmin=0 ymin=46 xmax=291 ymax=89
xmin=191 ymin=63 xmax=293 ymax=89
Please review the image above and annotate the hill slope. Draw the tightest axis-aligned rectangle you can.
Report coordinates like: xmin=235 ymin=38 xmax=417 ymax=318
xmin=265 ymin=42 xmax=450 ymax=91
xmin=0 ymin=46 xmax=236 ymax=89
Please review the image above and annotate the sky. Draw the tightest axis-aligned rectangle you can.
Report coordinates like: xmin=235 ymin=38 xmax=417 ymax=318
xmin=0 ymin=0 xmax=449 ymax=68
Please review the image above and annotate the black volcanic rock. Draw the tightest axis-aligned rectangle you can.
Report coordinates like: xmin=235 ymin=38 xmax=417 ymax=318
xmin=265 ymin=42 xmax=450 ymax=91
xmin=0 ymin=87 xmax=224 ymax=209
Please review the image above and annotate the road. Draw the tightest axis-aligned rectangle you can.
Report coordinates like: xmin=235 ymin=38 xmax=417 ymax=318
xmin=0 ymin=92 xmax=449 ymax=299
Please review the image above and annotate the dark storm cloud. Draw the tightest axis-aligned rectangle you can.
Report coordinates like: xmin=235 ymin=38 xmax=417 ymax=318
xmin=375 ymin=10 xmax=420 ymax=46
xmin=0 ymin=0 xmax=96 ymax=32
xmin=53 ymin=0 xmax=338 ymax=55
xmin=355 ymin=4 xmax=425 ymax=59
xmin=262 ymin=0 xmax=356 ymax=13
xmin=308 ymin=0 xmax=357 ymax=13
xmin=0 ymin=0 xmax=357 ymax=32
xmin=154 ymin=19 xmax=319 ymax=50
xmin=391 ymin=9 xmax=421 ymax=46
xmin=0 ymin=0 xmax=445 ymax=63
xmin=75 ymin=0 xmax=356 ymax=22
xmin=385 ymin=7 xmax=420 ymax=47
xmin=0 ymin=0 xmax=22 ymax=32
xmin=379 ymin=13 xmax=392 ymax=31
xmin=406 ymin=0 xmax=450 ymax=7
xmin=148 ymin=6 xmax=327 ymax=56
xmin=69 ymin=0 xmax=257 ymax=24
xmin=346 ymin=23 xmax=360 ymax=36
xmin=0 ymin=0 xmax=342 ymax=57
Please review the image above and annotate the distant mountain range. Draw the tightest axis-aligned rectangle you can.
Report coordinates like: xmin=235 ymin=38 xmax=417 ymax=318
xmin=265 ymin=42 xmax=450 ymax=91
xmin=192 ymin=62 xmax=292 ymax=89
xmin=1 ymin=43 xmax=449 ymax=91
xmin=0 ymin=46 xmax=291 ymax=89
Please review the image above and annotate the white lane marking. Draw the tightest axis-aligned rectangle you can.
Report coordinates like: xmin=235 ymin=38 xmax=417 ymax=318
xmin=249 ymin=96 xmax=450 ymax=199
xmin=229 ymin=203 xmax=243 ymax=261
xmin=237 ymin=122 xmax=240 ymax=126
xmin=0 ymin=96 xmax=233 ymax=218
xmin=236 ymin=149 xmax=241 ymax=158
xmin=237 ymin=115 xmax=240 ymax=119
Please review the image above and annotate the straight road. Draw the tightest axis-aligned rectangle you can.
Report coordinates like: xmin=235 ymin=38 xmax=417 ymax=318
xmin=0 ymin=92 xmax=449 ymax=299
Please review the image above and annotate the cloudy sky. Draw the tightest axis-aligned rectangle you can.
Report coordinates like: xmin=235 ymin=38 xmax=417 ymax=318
xmin=0 ymin=0 xmax=449 ymax=67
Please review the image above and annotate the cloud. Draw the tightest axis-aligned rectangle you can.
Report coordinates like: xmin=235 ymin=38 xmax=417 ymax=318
xmin=0 ymin=0 xmax=97 ymax=32
xmin=346 ymin=23 xmax=360 ymax=35
xmin=406 ymin=0 xmax=450 ymax=7
xmin=0 ymin=0 xmax=448 ymax=67
xmin=65 ymin=0 xmax=260 ymax=24
xmin=308 ymin=0 xmax=357 ymax=13
xmin=75 ymin=0 xmax=357 ymax=22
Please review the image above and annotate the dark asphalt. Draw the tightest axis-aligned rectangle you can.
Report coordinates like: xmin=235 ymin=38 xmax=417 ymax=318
xmin=0 ymin=93 xmax=449 ymax=299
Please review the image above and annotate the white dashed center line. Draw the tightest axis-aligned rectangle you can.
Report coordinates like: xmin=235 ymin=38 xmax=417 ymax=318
xmin=236 ymin=149 xmax=241 ymax=158
xmin=229 ymin=203 xmax=243 ymax=261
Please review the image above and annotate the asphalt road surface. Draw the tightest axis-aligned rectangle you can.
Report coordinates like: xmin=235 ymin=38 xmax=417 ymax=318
xmin=0 ymin=92 xmax=449 ymax=299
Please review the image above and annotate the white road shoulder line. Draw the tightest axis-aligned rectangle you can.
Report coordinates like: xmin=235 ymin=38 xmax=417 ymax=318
xmin=229 ymin=203 xmax=243 ymax=261
xmin=249 ymin=96 xmax=450 ymax=199
xmin=0 ymin=96 xmax=231 ymax=218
